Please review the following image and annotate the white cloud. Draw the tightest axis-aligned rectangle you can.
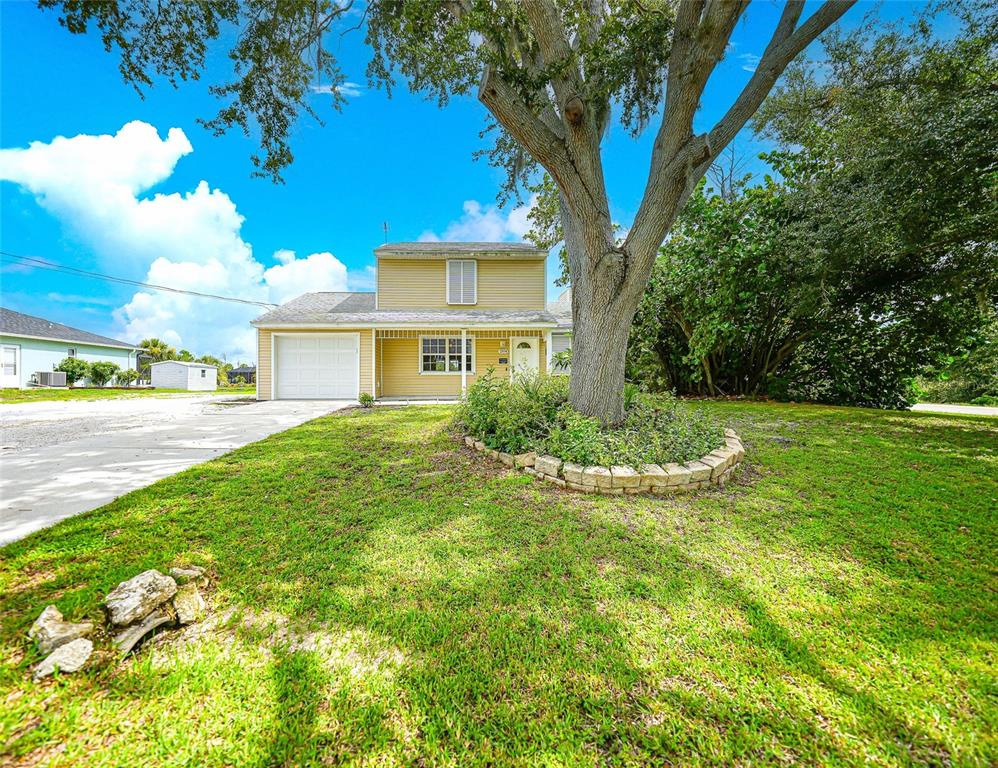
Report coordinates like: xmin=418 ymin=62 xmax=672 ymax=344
xmin=738 ymin=53 xmax=761 ymax=73
xmin=0 ymin=121 xmax=367 ymax=361
xmin=263 ymin=251 xmax=348 ymax=305
xmin=46 ymin=292 xmax=115 ymax=306
xmin=310 ymin=81 xmax=363 ymax=98
xmin=418 ymin=195 xmax=537 ymax=243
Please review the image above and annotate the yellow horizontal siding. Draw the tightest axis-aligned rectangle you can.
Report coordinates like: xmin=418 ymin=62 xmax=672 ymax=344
xmin=256 ymin=328 xmax=373 ymax=400
xmin=258 ymin=327 xmax=548 ymax=400
xmin=378 ymin=332 xmax=545 ymax=398
xmin=377 ymin=259 xmax=545 ymax=309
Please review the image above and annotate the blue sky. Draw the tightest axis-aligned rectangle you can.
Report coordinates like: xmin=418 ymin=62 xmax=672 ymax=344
xmin=0 ymin=1 xmax=926 ymax=361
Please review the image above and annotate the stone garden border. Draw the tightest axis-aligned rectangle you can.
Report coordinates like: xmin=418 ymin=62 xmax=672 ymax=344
xmin=462 ymin=429 xmax=744 ymax=495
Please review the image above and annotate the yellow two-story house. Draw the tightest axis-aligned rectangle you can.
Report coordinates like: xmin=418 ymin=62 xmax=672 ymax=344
xmin=252 ymin=242 xmax=572 ymax=400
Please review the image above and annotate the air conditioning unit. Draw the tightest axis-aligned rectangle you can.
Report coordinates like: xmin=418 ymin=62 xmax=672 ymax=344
xmin=36 ymin=371 xmax=67 ymax=387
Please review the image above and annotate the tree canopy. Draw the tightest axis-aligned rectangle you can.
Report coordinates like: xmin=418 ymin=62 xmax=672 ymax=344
xmin=628 ymin=3 xmax=998 ymax=408
xmin=43 ymin=0 xmax=854 ymax=421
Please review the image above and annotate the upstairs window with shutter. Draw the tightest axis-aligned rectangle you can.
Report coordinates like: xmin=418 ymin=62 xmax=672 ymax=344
xmin=446 ymin=260 xmax=477 ymax=305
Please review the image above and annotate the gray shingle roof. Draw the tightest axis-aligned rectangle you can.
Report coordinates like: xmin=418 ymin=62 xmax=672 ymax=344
xmin=252 ymin=292 xmax=558 ymax=327
xmin=375 ymin=241 xmax=547 ymax=259
xmin=0 ymin=307 xmax=139 ymax=349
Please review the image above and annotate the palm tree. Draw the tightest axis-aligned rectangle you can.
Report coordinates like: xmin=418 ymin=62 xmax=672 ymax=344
xmin=139 ymin=338 xmax=176 ymax=362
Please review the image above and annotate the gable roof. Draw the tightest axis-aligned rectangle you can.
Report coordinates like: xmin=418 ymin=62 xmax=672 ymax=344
xmin=252 ymin=292 xmax=557 ymax=327
xmin=0 ymin=307 xmax=140 ymax=350
xmin=375 ymin=242 xmax=547 ymax=260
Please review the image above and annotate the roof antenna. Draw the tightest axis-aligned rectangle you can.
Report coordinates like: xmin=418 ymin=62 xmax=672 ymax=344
xmin=383 ymin=221 xmax=389 ymax=245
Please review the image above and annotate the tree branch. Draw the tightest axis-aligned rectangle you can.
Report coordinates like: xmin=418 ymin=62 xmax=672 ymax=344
xmin=521 ymin=0 xmax=584 ymax=110
xmin=624 ymin=0 xmax=854 ymax=297
xmin=477 ymin=65 xmax=587 ymax=208
xmin=709 ymin=0 xmax=855 ymax=151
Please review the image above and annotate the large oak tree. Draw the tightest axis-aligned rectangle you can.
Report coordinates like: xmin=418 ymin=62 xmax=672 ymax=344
xmin=42 ymin=0 xmax=854 ymax=422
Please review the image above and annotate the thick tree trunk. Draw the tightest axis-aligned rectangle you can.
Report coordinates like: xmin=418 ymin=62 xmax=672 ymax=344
xmin=569 ymin=279 xmax=635 ymax=424
xmin=561 ymin=199 xmax=649 ymax=425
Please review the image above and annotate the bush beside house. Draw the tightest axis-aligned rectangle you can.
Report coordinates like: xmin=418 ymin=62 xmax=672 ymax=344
xmin=457 ymin=371 xmax=724 ymax=470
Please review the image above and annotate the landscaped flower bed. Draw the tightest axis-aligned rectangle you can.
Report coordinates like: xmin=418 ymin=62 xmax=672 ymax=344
xmin=456 ymin=372 xmax=744 ymax=494
xmin=462 ymin=429 xmax=744 ymax=495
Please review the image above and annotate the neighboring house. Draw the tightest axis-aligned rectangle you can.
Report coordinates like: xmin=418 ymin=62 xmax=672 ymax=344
xmin=150 ymin=360 xmax=218 ymax=391
xmin=547 ymin=287 xmax=573 ymax=373
xmin=0 ymin=307 xmax=140 ymax=389
xmin=227 ymin=365 xmax=256 ymax=384
xmin=252 ymin=242 xmax=563 ymax=400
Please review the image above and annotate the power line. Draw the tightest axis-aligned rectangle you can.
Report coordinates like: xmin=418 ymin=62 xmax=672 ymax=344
xmin=0 ymin=250 xmax=278 ymax=309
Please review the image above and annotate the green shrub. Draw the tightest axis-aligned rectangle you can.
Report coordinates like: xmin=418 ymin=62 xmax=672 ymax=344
xmin=544 ymin=405 xmax=608 ymax=465
xmin=87 ymin=361 xmax=120 ymax=388
xmin=359 ymin=392 xmax=375 ymax=408
xmin=457 ymin=374 xmax=723 ymax=468
xmin=116 ymin=369 xmax=139 ymax=387
xmin=970 ymin=395 xmax=998 ymax=407
xmin=55 ymin=357 xmax=90 ymax=386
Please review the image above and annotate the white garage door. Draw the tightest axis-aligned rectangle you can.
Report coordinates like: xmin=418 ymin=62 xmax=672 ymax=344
xmin=275 ymin=335 xmax=359 ymax=399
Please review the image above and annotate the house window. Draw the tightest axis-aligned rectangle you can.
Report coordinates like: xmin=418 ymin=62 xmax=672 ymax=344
xmin=446 ymin=260 xmax=477 ymax=304
xmin=421 ymin=337 xmax=473 ymax=373
xmin=201 ymin=369 xmax=207 ymax=378
xmin=67 ymin=348 xmax=77 ymax=358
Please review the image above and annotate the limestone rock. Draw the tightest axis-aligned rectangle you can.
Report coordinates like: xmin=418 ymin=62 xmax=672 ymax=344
xmin=168 ymin=565 xmax=207 ymax=587
xmin=173 ymin=583 xmax=206 ymax=625
xmin=33 ymin=638 xmax=93 ymax=680
xmin=28 ymin=605 xmax=94 ymax=656
xmin=534 ymin=455 xmax=563 ymax=477
xmin=112 ymin=609 xmax=173 ymax=656
xmin=498 ymin=452 xmax=515 ymax=467
xmin=704 ymin=450 xmax=731 ymax=478
xmin=104 ymin=570 xmax=177 ymax=626
xmin=663 ymin=463 xmax=692 ymax=486
xmin=513 ymin=452 xmax=537 ymax=469
xmin=562 ymin=462 xmax=585 ymax=485
xmin=684 ymin=460 xmax=713 ymax=483
xmin=639 ymin=464 xmax=667 ymax=488
xmin=582 ymin=466 xmax=612 ymax=488
xmin=610 ymin=466 xmax=640 ymax=489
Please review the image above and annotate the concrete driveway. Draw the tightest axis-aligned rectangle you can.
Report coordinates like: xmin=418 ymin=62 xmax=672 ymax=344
xmin=0 ymin=395 xmax=350 ymax=545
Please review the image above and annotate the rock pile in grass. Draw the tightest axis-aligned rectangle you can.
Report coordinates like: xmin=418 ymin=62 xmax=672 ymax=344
xmin=28 ymin=565 xmax=209 ymax=681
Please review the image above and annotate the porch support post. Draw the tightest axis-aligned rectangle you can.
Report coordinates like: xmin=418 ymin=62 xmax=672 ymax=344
xmin=544 ymin=330 xmax=553 ymax=374
xmin=371 ymin=329 xmax=377 ymax=399
xmin=461 ymin=328 xmax=468 ymax=395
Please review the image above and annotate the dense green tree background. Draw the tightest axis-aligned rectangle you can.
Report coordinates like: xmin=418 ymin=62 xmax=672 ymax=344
xmin=626 ymin=4 xmax=997 ymax=408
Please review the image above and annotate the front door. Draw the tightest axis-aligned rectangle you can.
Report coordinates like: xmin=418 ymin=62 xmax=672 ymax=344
xmin=511 ymin=337 xmax=539 ymax=378
xmin=1 ymin=345 xmax=19 ymax=388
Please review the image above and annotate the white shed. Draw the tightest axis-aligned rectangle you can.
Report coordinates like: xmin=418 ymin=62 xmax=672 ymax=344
xmin=150 ymin=360 xmax=218 ymax=391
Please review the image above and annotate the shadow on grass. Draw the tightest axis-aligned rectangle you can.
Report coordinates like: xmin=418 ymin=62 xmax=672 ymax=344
xmin=264 ymin=649 xmax=325 ymax=767
xmin=1 ymin=404 xmax=994 ymax=764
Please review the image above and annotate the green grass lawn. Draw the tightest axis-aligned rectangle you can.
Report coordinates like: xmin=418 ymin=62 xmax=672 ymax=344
xmin=0 ymin=385 xmax=256 ymax=403
xmin=1 ymin=403 xmax=995 ymax=766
